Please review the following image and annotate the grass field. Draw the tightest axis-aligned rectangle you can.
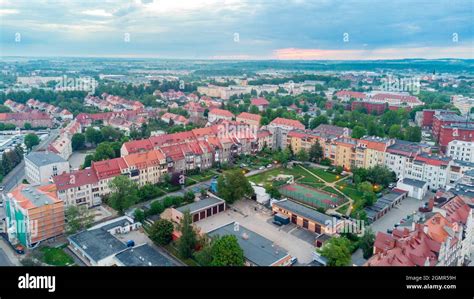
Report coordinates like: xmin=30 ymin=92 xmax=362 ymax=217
xmin=248 ymin=165 xmax=321 ymax=187
xmin=306 ymin=167 xmax=342 ymax=183
xmin=39 ymin=246 xmax=75 ymax=266
xmin=279 ymin=183 xmax=347 ymax=210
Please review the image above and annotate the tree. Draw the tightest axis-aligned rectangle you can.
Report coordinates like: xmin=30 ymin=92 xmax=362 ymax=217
xmin=71 ymin=133 xmax=86 ymax=151
xmin=388 ymin=124 xmax=403 ymax=139
xmin=24 ymin=123 xmax=32 ymax=130
xmin=318 ymin=236 xmax=352 ymax=266
xmin=351 ymin=126 xmax=367 ymax=139
xmin=249 ymin=105 xmax=259 ymax=114
xmin=65 ymin=206 xmax=94 ymax=235
xmin=309 ymin=140 xmax=324 ymax=163
xmin=404 ymin=126 xmax=421 ymax=142
xmin=217 ymin=169 xmax=254 ymax=204
xmin=108 ymin=176 xmax=139 ymax=214
xmin=85 ymin=127 xmax=103 ymax=145
xmin=100 ymin=126 xmax=122 ymax=141
xmin=360 ymin=229 xmax=375 ymax=259
xmin=94 ymin=142 xmax=116 ymax=161
xmin=210 ymin=235 xmax=245 ymax=266
xmin=149 ymin=219 xmax=174 ymax=246
xmin=24 ymin=133 xmax=40 ymax=150
xmin=177 ymin=211 xmax=197 ymax=259
xmin=133 ymin=209 xmax=145 ymax=223
xmin=296 ymin=149 xmax=309 ymax=162
xmin=310 ymin=115 xmax=328 ymax=129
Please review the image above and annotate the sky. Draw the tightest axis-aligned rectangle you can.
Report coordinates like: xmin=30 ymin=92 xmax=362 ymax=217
xmin=0 ymin=0 xmax=473 ymax=60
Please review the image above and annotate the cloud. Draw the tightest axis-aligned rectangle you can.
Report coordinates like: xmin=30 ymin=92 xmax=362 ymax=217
xmin=0 ymin=0 xmax=472 ymax=59
xmin=0 ymin=8 xmax=19 ymax=15
xmin=81 ymin=9 xmax=113 ymax=17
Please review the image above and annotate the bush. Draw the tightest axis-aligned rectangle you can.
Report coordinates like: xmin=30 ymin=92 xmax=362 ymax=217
xmin=149 ymin=219 xmax=174 ymax=246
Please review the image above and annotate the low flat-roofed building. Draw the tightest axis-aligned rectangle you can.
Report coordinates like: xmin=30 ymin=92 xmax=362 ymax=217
xmin=364 ymin=190 xmax=408 ymax=223
xmin=68 ymin=228 xmax=128 ymax=266
xmin=172 ymin=196 xmax=225 ymax=223
xmin=114 ymin=243 xmax=175 ymax=266
xmin=396 ymin=178 xmax=428 ymax=200
xmin=207 ymin=222 xmax=292 ymax=266
xmin=272 ymin=199 xmax=334 ymax=234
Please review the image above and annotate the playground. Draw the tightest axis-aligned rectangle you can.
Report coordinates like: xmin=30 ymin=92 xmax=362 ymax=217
xmin=278 ymin=183 xmax=348 ymax=211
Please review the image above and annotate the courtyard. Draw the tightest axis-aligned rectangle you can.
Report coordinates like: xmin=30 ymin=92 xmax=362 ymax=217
xmin=195 ymin=199 xmax=318 ymax=264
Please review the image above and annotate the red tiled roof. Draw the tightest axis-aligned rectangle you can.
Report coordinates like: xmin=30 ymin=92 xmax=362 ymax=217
xmin=335 ymin=90 xmax=366 ymax=99
xmin=53 ymin=168 xmax=99 ymax=191
xmin=209 ymin=108 xmax=234 ymax=118
xmin=237 ymin=112 xmax=261 ymax=123
xmin=92 ymin=157 xmax=128 ymax=180
xmin=269 ymin=117 xmax=305 ymax=129
xmin=251 ymin=97 xmax=269 ymax=106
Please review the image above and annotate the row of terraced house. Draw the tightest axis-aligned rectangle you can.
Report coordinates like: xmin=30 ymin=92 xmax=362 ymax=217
xmin=52 ymin=120 xmax=261 ymax=208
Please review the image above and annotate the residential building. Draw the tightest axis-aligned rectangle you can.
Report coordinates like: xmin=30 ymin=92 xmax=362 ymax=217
xmin=0 ymin=112 xmax=53 ymax=128
xmin=25 ymin=151 xmax=70 ymax=185
xmin=384 ymin=140 xmax=429 ymax=179
xmin=268 ymin=117 xmax=305 ymax=150
xmin=53 ymin=168 xmax=101 ymax=207
xmin=208 ymin=108 xmax=234 ymax=123
xmin=236 ymin=112 xmax=261 ymax=128
xmin=367 ymin=213 xmax=464 ymax=266
xmin=351 ymin=101 xmax=387 ymax=115
xmin=250 ymin=97 xmax=269 ymax=111
xmin=161 ymin=112 xmax=189 ymax=125
xmin=451 ymin=95 xmax=474 ymax=116
xmin=3 ymin=184 xmax=65 ymax=248
xmin=432 ymin=113 xmax=469 ymax=142
xmin=48 ymin=135 xmax=73 ymax=160
xmin=439 ymin=123 xmax=474 ymax=153
xmin=446 ymin=140 xmax=474 ymax=163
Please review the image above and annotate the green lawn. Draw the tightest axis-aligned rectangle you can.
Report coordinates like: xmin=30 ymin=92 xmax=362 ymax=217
xmin=322 ymin=186 xmax=341 ymax=196
xmin=306 ymin=167 xmax=342 ymax=183
xmin=39 ymin=246 xmax=75 ymax=266
xmin=188 ymin=170 xmax=217 ymax=182
xmin=248 ymin=165 xmax=321 ymax=188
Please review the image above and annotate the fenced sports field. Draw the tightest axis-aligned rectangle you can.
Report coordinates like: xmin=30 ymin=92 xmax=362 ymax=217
xmin=278 ymin=183 xmax=347 ymax=210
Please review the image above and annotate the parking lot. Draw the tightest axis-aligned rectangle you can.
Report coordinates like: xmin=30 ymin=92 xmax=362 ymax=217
xmin=195 ymin=199 xmax=317 ymax=264
xmin=370 ymin=196 xmax=425 ymax=234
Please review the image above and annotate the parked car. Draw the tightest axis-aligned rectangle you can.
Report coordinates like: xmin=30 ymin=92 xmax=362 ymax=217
xmin=388 ymin=183 xmax=396 ymax=189
xmin=266 ymin=164 xmax=272 ymax=168
xmin=259 ymin=166 xmax=265 ymax=170
xmin=290 ymin=257 xmax=298 ymax=265
xmin=272 ymin=220 xmax=283 ymax=226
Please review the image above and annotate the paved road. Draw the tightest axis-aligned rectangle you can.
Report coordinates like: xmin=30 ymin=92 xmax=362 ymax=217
xmin=0 ymin=248 xmax=12 ymax=266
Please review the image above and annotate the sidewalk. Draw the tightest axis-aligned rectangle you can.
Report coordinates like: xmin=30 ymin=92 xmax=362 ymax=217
xmin=0 ymin=237 xmax=21 ymax=266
